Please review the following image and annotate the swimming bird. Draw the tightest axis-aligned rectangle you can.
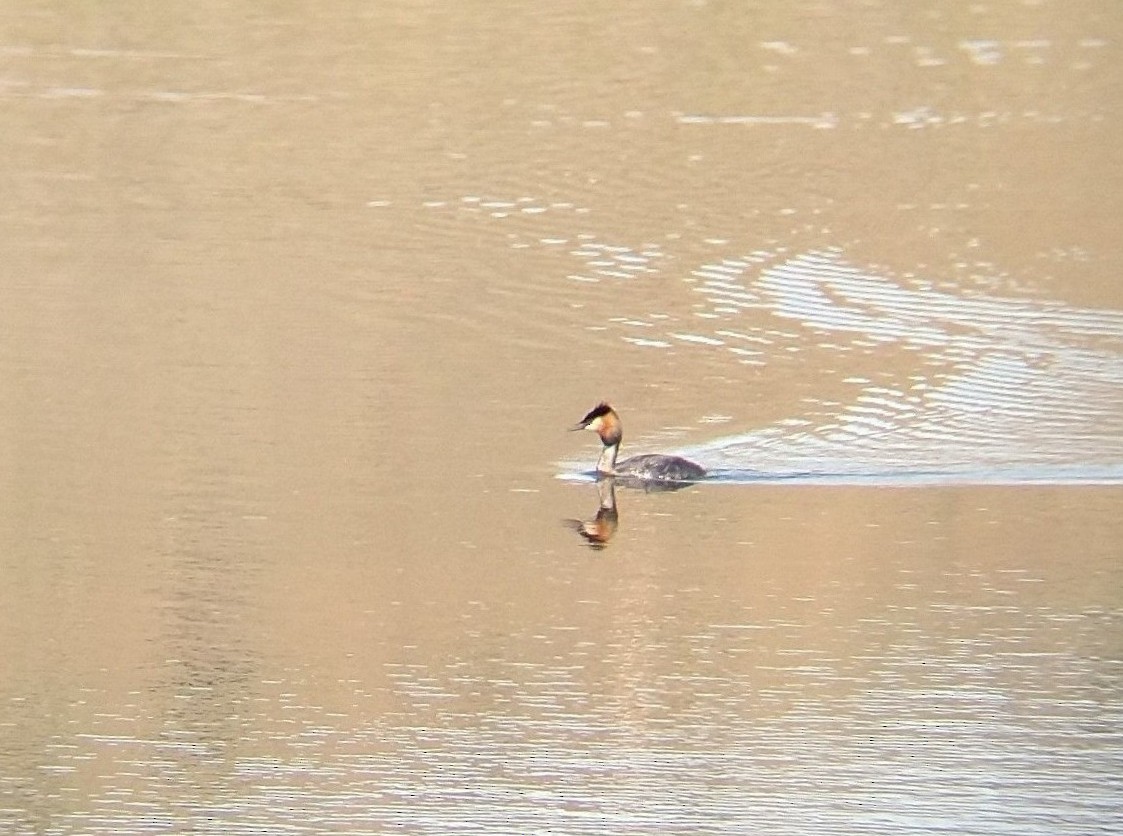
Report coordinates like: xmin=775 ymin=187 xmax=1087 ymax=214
xmin=571 ymin=402 xmax=706 ymax=484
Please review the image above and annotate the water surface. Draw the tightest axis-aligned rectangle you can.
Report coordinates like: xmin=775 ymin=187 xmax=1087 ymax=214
xmin=1 ymin=1 xmax=1121 ymax=834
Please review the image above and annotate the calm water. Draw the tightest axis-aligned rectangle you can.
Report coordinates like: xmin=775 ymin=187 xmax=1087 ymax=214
xmin=2 ymin=1 xmax=1122 ymax=834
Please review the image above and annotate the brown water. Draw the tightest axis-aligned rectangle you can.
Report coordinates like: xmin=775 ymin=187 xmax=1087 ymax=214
xmin=2 ymin=1 xmax=1122 ymax=833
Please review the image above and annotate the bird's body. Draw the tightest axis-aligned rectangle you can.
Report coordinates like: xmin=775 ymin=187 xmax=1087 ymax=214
xmin=612 ymin=452 xmax=706 ymax=482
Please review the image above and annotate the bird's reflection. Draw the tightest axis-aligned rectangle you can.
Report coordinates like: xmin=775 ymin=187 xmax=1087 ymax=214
xmin=564 ymin=477 xmax=619 ymax=549
xmin=564 ymin=472 xmax=700 ymax=550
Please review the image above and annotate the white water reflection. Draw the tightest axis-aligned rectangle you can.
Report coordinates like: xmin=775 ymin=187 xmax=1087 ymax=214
xmin=14 ymin=596 xmax=1123 ymax=835
xmin=679 ymin=250 xmax=1123 ymax=483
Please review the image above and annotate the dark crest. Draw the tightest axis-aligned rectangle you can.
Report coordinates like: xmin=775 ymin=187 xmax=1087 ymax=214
xmin=577 ymin=402 xmax=614 ymax=428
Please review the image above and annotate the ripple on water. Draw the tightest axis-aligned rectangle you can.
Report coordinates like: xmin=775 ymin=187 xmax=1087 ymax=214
xmin=21 ymin=599 xmax=1122 ymax=835
xmin=667 ymin=250 xmax=1123 ymax=484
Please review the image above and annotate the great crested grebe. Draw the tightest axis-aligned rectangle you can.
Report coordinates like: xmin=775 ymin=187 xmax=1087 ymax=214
xmin=571 ymin=402 xmax=706 ymax=483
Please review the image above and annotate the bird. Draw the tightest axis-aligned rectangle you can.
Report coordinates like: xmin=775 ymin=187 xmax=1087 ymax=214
xmin=571 ymin=402 xmax=706 ymax=484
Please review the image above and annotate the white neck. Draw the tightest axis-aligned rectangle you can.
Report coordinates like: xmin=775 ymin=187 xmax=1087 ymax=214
xmin=597 ymin=443 xmax=619 ymax=475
